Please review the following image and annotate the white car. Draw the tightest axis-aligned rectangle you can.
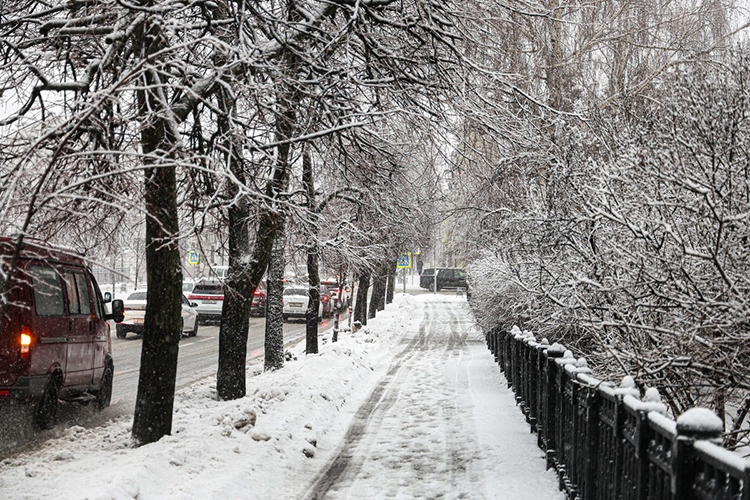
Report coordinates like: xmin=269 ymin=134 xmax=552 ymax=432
xmin=282 ymin=286 xmax=323 ymax=321
xmin=116 ymin=290 xmax=199 ymax=339
xmin=188 ymin=280 xmax=224 ymax=324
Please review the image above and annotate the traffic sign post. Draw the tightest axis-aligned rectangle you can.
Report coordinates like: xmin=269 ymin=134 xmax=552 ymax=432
xmin=397 ymin=253 xmax=411 ymax=293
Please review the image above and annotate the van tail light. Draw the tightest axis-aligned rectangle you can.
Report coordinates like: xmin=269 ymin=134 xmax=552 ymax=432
xmin=20 ymin=326 xmax=32 ymax=362
xmin=321 ymin=296 xmax=329 ymax=302
xmin=253 ymin=290 xmax=262 ymax=296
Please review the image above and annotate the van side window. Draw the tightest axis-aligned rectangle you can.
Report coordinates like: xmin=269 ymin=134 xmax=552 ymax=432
xmin=88 ymin=273 xmax=105 ymax=319
xmin=75 ymin=272 xmax=92 ymax=315
xmin=63 ymin=272 xmax=80 ymax=315
xmin=30 ymin=265 xmax=65 ymax=317
xmin=64 ymin=270 xmax=92 ymax=316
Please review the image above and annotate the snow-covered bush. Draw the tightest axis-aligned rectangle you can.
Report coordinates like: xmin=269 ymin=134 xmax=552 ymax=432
xmin=462 ymin=49 xmax=750 ymax=438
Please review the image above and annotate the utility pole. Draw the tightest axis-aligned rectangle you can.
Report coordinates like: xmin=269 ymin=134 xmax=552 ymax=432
xmin=433 ymin=246 xmax=437 ymax=294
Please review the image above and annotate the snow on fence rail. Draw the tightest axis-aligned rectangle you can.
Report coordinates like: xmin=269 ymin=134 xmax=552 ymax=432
xmin=486 ymin=325 xmax=750 ymax=500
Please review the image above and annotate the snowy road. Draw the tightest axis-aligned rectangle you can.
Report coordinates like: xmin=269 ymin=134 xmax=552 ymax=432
xmin=0 ymin=313 xmax=348 ymax=459
xmin=111 ymin=313 xmax=348 ymax=405
xmin=304 ymin=297 xmax=563 ymax=500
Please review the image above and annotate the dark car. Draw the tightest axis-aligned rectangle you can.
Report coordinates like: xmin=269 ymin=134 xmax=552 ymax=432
xmin=419 ymin=267 xmax=468 ymax=292
xmin=0 ymin=237 xmax=124 ymax=429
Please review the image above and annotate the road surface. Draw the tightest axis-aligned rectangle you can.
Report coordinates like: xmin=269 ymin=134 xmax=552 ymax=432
xmin=0 ymin=312 xmax=349 ymax=458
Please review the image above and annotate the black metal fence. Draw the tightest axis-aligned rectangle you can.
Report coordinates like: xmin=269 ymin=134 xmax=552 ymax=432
xmin=486 ymin=325 xmax=750 ymax=500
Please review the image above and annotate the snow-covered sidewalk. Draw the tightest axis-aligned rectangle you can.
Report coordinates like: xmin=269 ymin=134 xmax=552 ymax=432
xmin=0 ymin=293 xmax=563 ymax=500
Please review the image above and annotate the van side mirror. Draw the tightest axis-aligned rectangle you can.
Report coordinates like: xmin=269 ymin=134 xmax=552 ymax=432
xmin=103 ymin=292 xmax=112 ymax=303
xmin=107 ymin=299 xmax=124 ymax=323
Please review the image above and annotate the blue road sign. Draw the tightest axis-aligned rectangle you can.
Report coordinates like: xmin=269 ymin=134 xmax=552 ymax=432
xmin=187 ymin=250 xmax=200 ymax=265
xmin=397 ymin=253 xmax=412 ymax=269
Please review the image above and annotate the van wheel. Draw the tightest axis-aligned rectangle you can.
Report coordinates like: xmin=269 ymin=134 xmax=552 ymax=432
xmin=116 ymin=328 xmax=126 ymax=339
xmin=36 ymin=376 xmax=61 ymax=430
xmin=189 ymin=320 xmax=198 ymax=337
xmin=95 ymin=365 xmax=113 ymax=410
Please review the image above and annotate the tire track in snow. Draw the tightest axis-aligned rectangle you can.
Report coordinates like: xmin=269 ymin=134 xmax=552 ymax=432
xmin=303 ymin=303 xmax=437 ymax=500
xmin=441 ymin=304 xmax=479 ymax=491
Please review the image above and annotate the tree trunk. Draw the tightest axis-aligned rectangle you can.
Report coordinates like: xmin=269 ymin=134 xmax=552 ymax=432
xmin=216 ymin=40 xmax=297 ymax=398
xmin=354 ymin=272 xmax=370 ymax=325
xmin=386 ymin=264 xmax=395 ymax=304
xmin=264 ymin=228 xmax=286 ymax=371
xmin=306 ymin=248 xmax=321 ymax=354
xmin=217 ymin=207 xmax=279 ymax=399
xmin=131 ymin=16 xmax=183 ymax=446
xmin=214 ymin=82 xmax=257 ymax=399
xmin=302 ymin=147 xmax=320 ymax=354
xmin=368 ymin=266 xmax=387 ymax=319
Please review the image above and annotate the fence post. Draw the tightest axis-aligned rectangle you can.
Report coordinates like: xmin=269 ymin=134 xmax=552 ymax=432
xmin=535 ymin=339 xmax=550 ymax=446
xmin=634 ymin=388 xmax=667 ymax=500
xmin=613 ymin=376 xmax=640 ymax=499
xmin=495 ymin=328 xmax=502 ymax=368
xmin=542 ymin=343 xmax=566 ymax=470
xmin=672 ymin=408 xmax=724 ymax=499
xmin=582 ymin=384 xmax=599 ymax=500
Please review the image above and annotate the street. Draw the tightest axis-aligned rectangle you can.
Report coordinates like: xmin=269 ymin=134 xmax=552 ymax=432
xmin=0 ymin=313 xmax=350 ymax=458
xmin=111 ymin=314 xmax=348 ymax=403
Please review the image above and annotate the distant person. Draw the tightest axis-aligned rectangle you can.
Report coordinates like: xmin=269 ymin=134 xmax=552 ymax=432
xmin=417 ymin=260 xmax=424 ymax=275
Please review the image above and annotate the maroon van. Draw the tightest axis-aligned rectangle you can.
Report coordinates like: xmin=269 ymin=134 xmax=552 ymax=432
xmin=0 ymin=237 xmax=124 ymax=429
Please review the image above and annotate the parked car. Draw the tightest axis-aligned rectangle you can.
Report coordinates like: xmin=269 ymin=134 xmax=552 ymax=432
xmin=282 ymin=286 xmax=323 ymax=321
xmin=419 ymin=267 xmax=468 ymax=292
xmin=188 ymin=280 xmax=224 ymax=324
xmin=250 ymin=280 xmax=267 ymax=317
xmin=182 ymin=280 xmax=196 ymax=293
xmin=0 ymin=237 xmax=124 ymax=429
xmin=116 ymin=290 xmax=199 ymax=339
xmin=321 ymin=279 xmax=352 ymax=310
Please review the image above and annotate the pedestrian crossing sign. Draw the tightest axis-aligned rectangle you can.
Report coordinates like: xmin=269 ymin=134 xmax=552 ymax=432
xmin=187 ymin=250 xmax=200 ymax=266
xmin=397 ymin=253 xmax=412 ymax=269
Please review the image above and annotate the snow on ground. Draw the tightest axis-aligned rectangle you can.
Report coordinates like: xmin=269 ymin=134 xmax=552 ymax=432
xmin=0 ymin=291 xmax=563 ymax=500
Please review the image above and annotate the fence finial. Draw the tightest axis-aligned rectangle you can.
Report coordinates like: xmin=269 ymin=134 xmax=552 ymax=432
xmin=641 ymin=387 xmax=668 ymax=415
xmin=615 ymin=375 xmax=640 ymax=397
xmin=676 ymin=408 xmax=723 ymax=442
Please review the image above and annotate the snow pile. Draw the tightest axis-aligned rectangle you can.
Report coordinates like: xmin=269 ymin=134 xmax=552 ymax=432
xmin=0 ymin=294 xmax=422 ymax=500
